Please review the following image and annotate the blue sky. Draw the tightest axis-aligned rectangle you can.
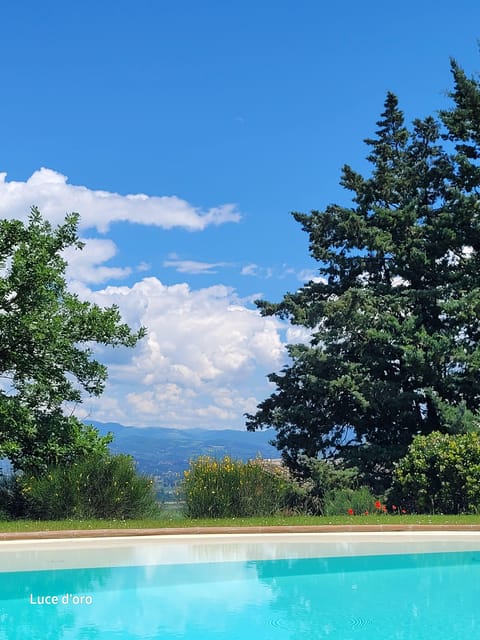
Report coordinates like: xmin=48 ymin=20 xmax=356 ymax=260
xmin=1 ymin=0 xmax=480 ymax=429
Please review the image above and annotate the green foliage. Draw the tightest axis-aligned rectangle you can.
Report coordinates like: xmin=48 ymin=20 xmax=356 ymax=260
xmin=247 ymin=60 xmax=480 ymax=489
xmin=291 ymin=457 xmax=357 ymax=514
xmin=181 ymin=455 xmax=377 ymax=518
xmin=0 ymin=473 xmax=26 ymax=519
xmin=0 ymin=208 xmax=145 ymax=474
xmin=4 ymin=410 xmax=113 ymax=477
xmin=20 ymin=453 xmax=160 ymax=520
xmin=285 ymin=457 xmax=376 ymax=515
xmin=181 ymin=456 xmax=296 ymax=518
xmin=323 ymin=487 xmax=378 ymax=516
xmin=388 ymin=431 xmax=480 ymax=514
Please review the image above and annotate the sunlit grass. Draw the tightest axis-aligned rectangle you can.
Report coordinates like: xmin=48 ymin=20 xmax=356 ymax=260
xmin=2 ymin=512 xmax=480 ymax=533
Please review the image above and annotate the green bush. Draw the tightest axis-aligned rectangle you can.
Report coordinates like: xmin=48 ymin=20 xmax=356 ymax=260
xmin=181 ymin=456 xmax=295 ymax=518
xmin=294 ymin=457 xmax=361 ymax=515
xmin=388 ymin=431 xmax=480 ymax=514
xmin=21 ymin=453 xmax=160 ymax=520
xmin=323 ymin=486 xmax=378 ymax=516
xmin=0 ymin=474 xmax=26 ymax=519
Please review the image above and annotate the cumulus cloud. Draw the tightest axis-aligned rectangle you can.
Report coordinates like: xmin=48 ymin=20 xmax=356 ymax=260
xmin=63 ymin=238 xmax=132 ymax=284
xmin=286 ymin=325 xmax=313 ymax=345
xmin=76 ymin=277 xmax=287 ymax=428
xmin=0 ymin=168 xmax=241 ymax=232
xmin=0 ymin=167 xmax=291 ymax=429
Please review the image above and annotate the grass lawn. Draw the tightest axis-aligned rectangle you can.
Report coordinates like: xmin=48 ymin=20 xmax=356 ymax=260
xmin=2 ymin=512 xmax=480 ymax=533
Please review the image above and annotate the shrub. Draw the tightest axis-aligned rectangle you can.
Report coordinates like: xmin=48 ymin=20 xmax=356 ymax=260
xmin=0 ymin=474 xmax=27 ymax=519
xmin=294 ymin=457 xmax=361 ymax=515
xmin=181 ymin=456 xmax=295 ymax=518
xmin=323 ymin=486 xmax=378 ymax=516
xmin=388 ymin=431 xmax=480 ymax=514
xmin=21 ymin=453 xmax=160 ymax=519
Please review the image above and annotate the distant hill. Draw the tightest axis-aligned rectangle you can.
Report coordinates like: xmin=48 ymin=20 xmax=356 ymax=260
xmin=90 ymin=421 xmax=279 ymax=479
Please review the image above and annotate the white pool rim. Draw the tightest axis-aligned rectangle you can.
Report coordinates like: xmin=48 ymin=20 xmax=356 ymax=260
xmin=2 ymin=531 xmax=480 ymax=573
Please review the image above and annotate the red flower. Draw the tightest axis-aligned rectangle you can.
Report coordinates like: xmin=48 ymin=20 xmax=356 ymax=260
xmin=364 ymin=511 xmax=369 ymax=515
xmin=374 ymin=500 xmax=382 ymax=509
xmin=392 ymin=505 xmax=397 ymax=510
xmin=347 ymin=508 xmax=354 ymax=515
xmin=401 ymin=509 xmax=407 ymax=514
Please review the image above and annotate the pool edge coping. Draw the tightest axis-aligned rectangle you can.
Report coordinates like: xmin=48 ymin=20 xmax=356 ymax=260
xmin=3 ymin=524 xmax=480 ymax=540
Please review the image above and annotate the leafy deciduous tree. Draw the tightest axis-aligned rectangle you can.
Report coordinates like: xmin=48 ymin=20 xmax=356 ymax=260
xmin=0 ymin=207 xmax=145 ymax=474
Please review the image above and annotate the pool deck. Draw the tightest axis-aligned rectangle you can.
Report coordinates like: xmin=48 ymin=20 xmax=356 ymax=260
xmin=2 ymin=524 xmax=480 ymax=540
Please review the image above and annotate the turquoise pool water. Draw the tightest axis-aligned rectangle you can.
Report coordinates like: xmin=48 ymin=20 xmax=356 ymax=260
xmin=1 ymin=546 xmax=480 ymax=639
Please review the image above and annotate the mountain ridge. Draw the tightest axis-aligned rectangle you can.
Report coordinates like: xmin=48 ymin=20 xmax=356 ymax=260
xmin=90 ymin=421 xmax=279 ymax=478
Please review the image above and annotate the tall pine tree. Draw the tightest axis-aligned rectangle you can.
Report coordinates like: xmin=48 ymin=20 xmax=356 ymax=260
xmin=247 ymin=65 xmax=480 ymax=490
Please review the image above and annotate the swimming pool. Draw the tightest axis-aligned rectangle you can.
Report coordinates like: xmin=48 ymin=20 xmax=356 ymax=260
xmin=1 ymin=532 xmax=480 ymax=639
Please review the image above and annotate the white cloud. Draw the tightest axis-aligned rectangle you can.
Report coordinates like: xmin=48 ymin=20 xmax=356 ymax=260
xmin=76 ymin=277 xmax=287 ymax=428
xmin=241 ymin=263 xmax=259 ymax=276
xmin=163 ymin=258 xmax=230 ymax=274
xmin=286 ymin=325 xmax=313 ymax=345
xmin=297 ymin=269 xmax=326 ymax=284
xmin=0 ymin=168 xmax=241 ymax=232
xmin=357 ymin=272 xmax=409 ymax=288
xmin=437 ymin=246 xmax=475 ymax=267
xmin=391 ymin=275 xmax=409 ymax=287
xmin=64 ymin=238 xmax=132 ymax=284
xmin=0 ymin=167 xmax=290 ymax=429
xmin=241 ymin=263 xmax=323 ymax=284
xmin=241 ymin=263 xmax=274 ymax=279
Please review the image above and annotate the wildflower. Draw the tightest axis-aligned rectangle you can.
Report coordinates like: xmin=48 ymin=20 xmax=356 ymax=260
xmin=364 ymin=511 xmax=369 ymax=515
xmin=374 ymin=500 xmax=382 ymax=509
xmin=347 ymin=508 xmax=354 ymax=515
xmin=392 ymin=505 xmax=397 ymax=511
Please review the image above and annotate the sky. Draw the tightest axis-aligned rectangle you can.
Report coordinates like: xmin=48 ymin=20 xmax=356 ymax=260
xmin=1 ymin=0 xmax=480 ymax=430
